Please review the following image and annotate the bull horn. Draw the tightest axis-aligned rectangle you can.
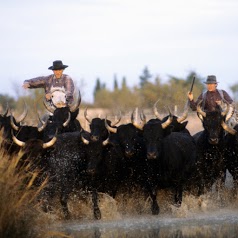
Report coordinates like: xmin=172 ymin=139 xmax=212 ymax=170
xmin=43 ymin=98 xmax=55 ymax=113
xmin=197 ymin=100 xmax=206 ymax=118
xmin=161 ymin=107 xmax=173 ymax=129
xmin=105 ymin=117 xmax=117 ymax=133
xmin=111 ymin=111 xmax=121 ymax=127
xmin=140 ymin=110 xmax=147 ymax=124
xmin=225 ymin=104 xmax=235 ymax=122
xmin=15 ymin=101 xmax=28 ymax=123
xmin=84 ymin=107 xmax=91 ymax=124
xmin=102 ymin=137 xmax=110 ymax=146
xmin=10 ymin=112 xmax=19 ymax=131
xmin=12 ymin=130 xmax=25 ymax=147
xmin=63 ymin=112 xmax=71 ymax=127
xmin=131 ymin=108 xmax=145 ymax=130
xmin=1 ymin=103 xmax=9 ymax=117
xmin=37 ymin=111 xmax=48 ymax=132
xmin=220 ymin=99 xmax=233 ymax=120
xmin=221 ymin=100 xmax=230 ymax=117
xmin=221 ymin=121 xmax=237 ymax=135
xmin=177 ymin=101 xmax=188 ymax=123
xmin=43 ymin=136 xmax=57 ymax=149
xmin=69 ymin=90 xmax=81 ymax=112
xmin=81 ymin=133 xmax=89 ymax=145
xmin=153 ymin=99 xmax=162 ymax=120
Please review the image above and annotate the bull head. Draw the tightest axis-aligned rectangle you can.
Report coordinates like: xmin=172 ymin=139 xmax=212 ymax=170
xmin=84 ymin=108 xmax=121 ymax=127
xmin=81 ymin=133 xmax=109 ymax=146
xmin=12 ymin=130 xmax=57 ymax=149
xmin=43 ymin=90 xmax=81 ymax=113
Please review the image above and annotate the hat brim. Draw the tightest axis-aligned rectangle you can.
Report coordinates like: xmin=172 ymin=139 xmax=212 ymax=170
xmin=48 ymin=65 xmax=68 ymax=70
xmin=203 ymin=81 xmax=219 ymax=84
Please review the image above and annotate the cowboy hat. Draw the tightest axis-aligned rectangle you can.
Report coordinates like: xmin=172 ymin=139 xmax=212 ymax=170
xmin=48 ymin=60 xmax=68 ymax=70
xmin=203 ymin=75 xmax=219 ymax=84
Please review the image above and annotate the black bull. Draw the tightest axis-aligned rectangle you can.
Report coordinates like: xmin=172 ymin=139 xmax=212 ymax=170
xmin=192 ymin=103 xmax=236 ymax=195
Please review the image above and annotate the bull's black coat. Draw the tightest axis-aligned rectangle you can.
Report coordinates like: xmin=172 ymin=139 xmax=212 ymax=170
xmin=143 ymin=119 xmax=196 ymax=210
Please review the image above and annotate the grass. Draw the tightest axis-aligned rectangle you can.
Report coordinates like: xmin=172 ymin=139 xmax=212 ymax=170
xmin=0 ymin=148 xmax=47 ymax=238
xmin=0 ymin=144 xmax=72 ymax=238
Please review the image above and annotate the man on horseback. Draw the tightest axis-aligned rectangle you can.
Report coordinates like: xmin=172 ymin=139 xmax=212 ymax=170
xmin=22 ymin=60 xmax=75 ymax=107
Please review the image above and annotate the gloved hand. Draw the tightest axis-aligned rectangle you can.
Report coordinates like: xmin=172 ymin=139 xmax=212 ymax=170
xmin=187 ymin=92 xmax=194 ymax=101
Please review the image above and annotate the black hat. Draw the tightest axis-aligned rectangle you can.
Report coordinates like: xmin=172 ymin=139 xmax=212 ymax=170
xmin=204 ymin=75 xmax=218 ymax=84
xmin=48 ymin=60 xmax=68 ymax=70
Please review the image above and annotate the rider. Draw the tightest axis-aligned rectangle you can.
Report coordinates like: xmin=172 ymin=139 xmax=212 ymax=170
xmin=187 ymin=75 xmax=233 ymax=111
xmin=22 ymin=60 xmax=75 ymax=106
xmin=187 ymin=75 xmax=236 ymax=125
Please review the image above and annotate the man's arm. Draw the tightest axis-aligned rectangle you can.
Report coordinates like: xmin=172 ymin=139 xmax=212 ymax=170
xmin=23 ymin=76 xmax=49 ymax=89
xmin=188 ymin=93 xmax=203 ymax=111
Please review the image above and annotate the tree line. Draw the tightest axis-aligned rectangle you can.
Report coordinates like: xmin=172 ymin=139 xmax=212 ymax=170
xmin=1 ymin=67 xmax=238 ymax=117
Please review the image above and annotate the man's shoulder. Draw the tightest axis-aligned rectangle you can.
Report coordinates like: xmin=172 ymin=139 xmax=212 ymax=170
xmin=63 ymin=74 xmax=73 ymax=80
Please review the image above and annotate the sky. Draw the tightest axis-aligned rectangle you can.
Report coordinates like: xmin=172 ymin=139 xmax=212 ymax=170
xmin=1 ymin=0 xmax=238 ymax=103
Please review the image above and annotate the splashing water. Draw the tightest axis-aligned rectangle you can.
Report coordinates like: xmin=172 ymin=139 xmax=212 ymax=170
xmin=40 ymin=171 xmax=238 ymax=237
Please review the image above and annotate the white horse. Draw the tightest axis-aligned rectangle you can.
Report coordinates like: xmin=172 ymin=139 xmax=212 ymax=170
xmin=49 ymin=86 xmax=67 ymax=108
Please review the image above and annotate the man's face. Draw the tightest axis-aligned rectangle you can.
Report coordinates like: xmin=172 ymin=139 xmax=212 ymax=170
xmin=207 ymin=83 xmax=217 ymax=92
xmin=53 ymin=69 xmax=64 ymax=79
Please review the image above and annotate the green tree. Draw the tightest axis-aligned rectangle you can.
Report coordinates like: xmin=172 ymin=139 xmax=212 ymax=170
xmin=139 ymin=66 xmax=152 ymax=88
xmin=122 ymin=76 xmax=127 ymax=90
xmin=113 ymin=74 xmax=118 ymax=91
xmin=94 ymin=78 xmax=102 ymax=99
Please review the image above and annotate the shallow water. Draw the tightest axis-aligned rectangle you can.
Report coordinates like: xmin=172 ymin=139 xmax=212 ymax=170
xmin=44 ymin=171 xmax=238 ymax=238
xmin=52 ymin=210 xmax=238 ymax=238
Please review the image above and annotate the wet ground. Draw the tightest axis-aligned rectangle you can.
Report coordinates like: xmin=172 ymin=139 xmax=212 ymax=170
xmin=42 ymin=171 xmax=238 ymax=238
xmin=54 ymin=211 xmax=238 ymax=238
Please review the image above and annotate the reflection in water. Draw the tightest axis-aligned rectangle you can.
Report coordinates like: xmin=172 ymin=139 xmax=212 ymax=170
xmin=55 ymin=213 xmax=238 ymax=238
xmin=45 ymin=172 xmax=238 ymax=238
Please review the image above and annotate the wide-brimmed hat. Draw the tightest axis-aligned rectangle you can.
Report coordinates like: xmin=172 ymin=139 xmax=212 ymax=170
xmin=48 ymin=60 xmax=68 ymax=70
xmin=203 ymin=75 xmax=219 ymax=84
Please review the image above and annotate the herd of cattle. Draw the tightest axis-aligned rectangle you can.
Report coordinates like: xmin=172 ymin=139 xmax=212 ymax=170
xmin=1 ymin=94 xmax=238 ymax=220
